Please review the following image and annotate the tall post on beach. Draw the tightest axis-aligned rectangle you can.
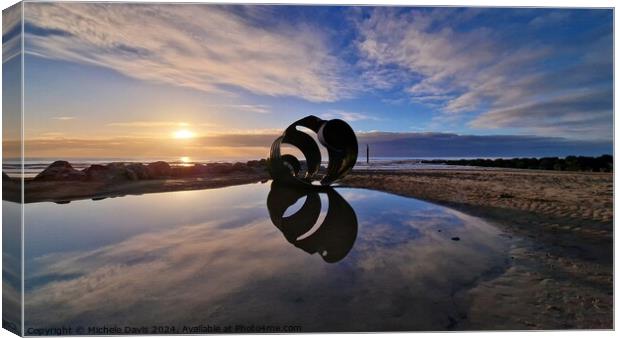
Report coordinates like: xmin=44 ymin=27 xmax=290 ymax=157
xmin=366 ymin=144 xmax=369 ymax=164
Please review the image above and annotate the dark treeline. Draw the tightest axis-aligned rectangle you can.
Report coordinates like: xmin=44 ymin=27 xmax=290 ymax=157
xmin=422 ymin=155 xmax=613 ymax=172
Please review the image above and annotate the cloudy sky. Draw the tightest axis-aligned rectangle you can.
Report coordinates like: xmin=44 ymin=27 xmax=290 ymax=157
xmin=3 ymin=4 xmax=613 ymax=159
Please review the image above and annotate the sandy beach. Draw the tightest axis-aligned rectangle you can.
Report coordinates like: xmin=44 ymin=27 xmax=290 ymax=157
xmin=342 ymin=169 xmax=613 ymax=329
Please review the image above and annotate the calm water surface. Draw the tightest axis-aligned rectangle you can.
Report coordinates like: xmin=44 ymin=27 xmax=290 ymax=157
xmin=23 ymin=182 xmax=511 ymax=332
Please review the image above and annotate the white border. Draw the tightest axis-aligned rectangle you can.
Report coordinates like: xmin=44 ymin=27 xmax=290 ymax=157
xmin=0 ymin=1 xmax=616 ymax=338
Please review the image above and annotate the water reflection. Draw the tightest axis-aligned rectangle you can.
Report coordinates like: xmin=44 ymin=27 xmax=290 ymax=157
xmin=2 ymin=201 xmax=22 ymax=334
xmin=267 ymin=182 xmax=357 ymax=263
xmin=23 ymin=183 xmax=512 ymax=331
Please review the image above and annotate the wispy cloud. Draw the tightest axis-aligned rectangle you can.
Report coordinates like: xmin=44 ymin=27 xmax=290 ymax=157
xmin=52 ymin=116 xmax=76 ymax=121
xmin=106 ymin=121 xmax=189 ymax=128
xmin=20 ymin=5 xmax=613 ymax=143
xmin=208 ymin=104 xmax=272 ymax=114
xmin=32 ymin=132 xmax=66 ymax=140
xmin=320 ymin=110 xmax=381 ymax=122
xmin=528 ymin=10 xmax=570 ymax=28
xmin=24 ymin=3 xmax=355 ymax=102
xmin=355 ymin=8 xmax=612 ymax=138
xmin=470 ymin=88 xmax=613 ymax=139
xmin=2 ymin=3 xmax=22 ymax=63
xmin=232 ymin=105 xmax=270 ymax=114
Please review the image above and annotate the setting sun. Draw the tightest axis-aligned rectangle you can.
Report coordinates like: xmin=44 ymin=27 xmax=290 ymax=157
xmin=173 ymin=129 xmax=195 ymax=139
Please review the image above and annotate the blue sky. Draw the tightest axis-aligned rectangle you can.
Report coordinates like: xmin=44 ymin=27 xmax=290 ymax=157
xmin=3 ymin=4 xmax=614 ymax=158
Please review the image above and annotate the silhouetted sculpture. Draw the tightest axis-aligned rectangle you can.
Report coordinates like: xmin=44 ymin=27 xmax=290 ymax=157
xmin=268 ymin=115 xmax=358 ymax=186
xmin=267 ymin=181 xmax=358 ymax=263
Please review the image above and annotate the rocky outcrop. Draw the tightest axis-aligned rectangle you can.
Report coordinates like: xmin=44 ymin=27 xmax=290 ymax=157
xmin=34 ymin=161 xmax=85 ymax=181
xmin=146 ymin=161 xmax=171 ymax=178
xmin=32 ymin=159 xmax=269 ymax=182
xmin=170 ymin=164 xmax=207 ymax=177
xmin=83 ymin=163 xmax=144 ymax=181
xmin=206 ymin=163 xmax=235 ymax=175
xmin=125 ymin=163 xmax=150 ymax=180
xmin=83 ymin=164 xmax=110 ymax=180
xmin=246 ymin=159 xmax=267 ymax=168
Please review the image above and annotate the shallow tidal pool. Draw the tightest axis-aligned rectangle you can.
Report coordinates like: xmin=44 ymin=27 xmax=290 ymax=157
xmin=21 ymin=181 xmax=512 ymax=332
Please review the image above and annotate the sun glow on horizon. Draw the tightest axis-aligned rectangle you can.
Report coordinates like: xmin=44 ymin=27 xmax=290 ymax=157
xmin=173 ymin=129 xmax=196 ymax=139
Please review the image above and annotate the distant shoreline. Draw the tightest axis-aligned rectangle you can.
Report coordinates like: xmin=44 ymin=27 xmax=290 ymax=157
xmin=421 ymin=155 xmax=612 ymax=172
xmin=3 ymin=154 xmax=612 ymax=178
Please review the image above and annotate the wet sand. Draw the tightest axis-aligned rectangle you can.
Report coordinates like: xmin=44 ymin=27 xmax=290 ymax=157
xmin=341 ymin=169 xmax=613 ymax=329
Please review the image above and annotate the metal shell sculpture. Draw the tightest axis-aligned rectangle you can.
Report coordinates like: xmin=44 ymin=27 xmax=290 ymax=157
xmin=268 ymin=115 xmax=358 ymax=186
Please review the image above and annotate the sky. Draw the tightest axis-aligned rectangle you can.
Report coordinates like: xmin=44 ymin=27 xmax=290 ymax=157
xmin=2 ymin=4 xmax=614 ymax=159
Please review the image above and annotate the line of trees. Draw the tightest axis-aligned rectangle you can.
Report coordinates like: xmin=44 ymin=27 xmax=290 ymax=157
xmin=422 ymin=155 xmax=613 ymax=172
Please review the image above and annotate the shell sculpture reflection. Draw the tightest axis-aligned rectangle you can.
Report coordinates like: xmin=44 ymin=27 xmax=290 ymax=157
xmin=268 ymin=115 xmax=358 ymax=186
xmin=267 ymin=181 xmax=358 ymax=263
